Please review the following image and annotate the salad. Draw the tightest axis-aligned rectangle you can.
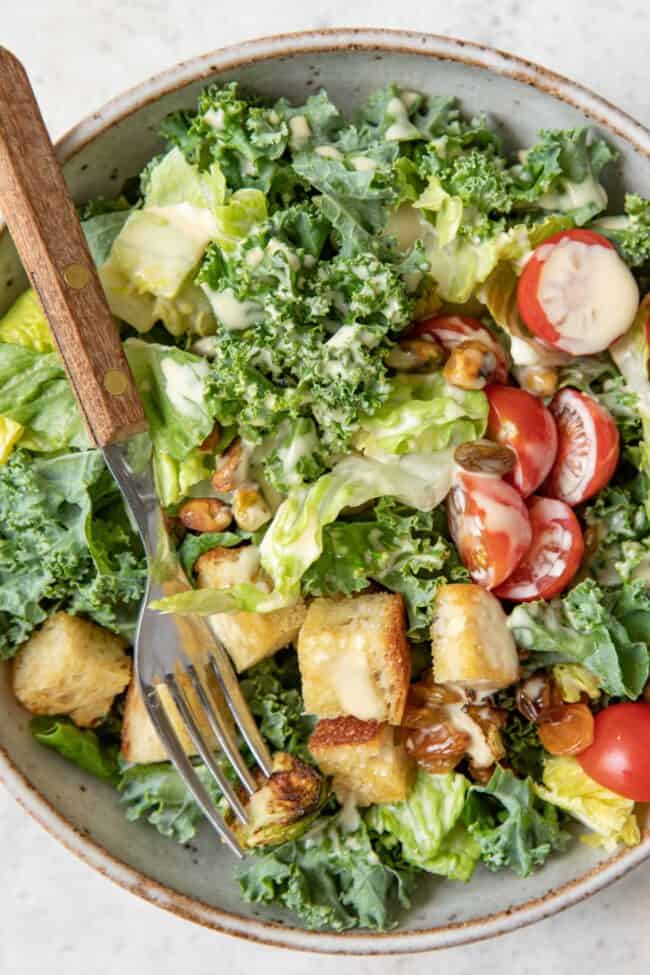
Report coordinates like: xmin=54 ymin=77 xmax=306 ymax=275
xmin=3 ymin=80 xmax=650 ymax=932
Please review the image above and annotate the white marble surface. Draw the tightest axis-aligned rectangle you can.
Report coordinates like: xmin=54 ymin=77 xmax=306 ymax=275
xmin=2 ymin=1 xmax=650 ymax=971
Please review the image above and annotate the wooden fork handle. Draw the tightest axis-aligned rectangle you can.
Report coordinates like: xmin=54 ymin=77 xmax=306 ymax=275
xmin=0 ymin=48 xmax=146 ymax=446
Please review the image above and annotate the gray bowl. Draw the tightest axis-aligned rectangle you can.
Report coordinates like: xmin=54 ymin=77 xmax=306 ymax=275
xmin=1 ymin=28 xmax=649 ymax=955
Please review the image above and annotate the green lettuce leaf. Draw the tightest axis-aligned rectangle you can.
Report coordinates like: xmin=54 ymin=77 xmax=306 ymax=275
xmin=508 ymin=579 xmax=650 ymax=699
xmin=593 ymin=193 xmax=650 ymax=268
xmin=354 ymin=371 xmax=488 ymax=456
xmin=239 ymin=652 xmax=316 ymax=763
xmin=0 ymin=289 xmax=54 ymax=352
xmin=31 ymin=716 xmax=119 ymax=782
xmin=367 ymin=770 xmax=479 ymax=881
xmin=496 ymin=688 xmax=545 ymax=780
xmin=464 ymin=766 xmax=568 ymax=878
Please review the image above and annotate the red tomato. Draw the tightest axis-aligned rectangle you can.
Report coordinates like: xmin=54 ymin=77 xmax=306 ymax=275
xmin=517 ymin=228 xmax=639 ymax=356
xmin=411 ymin=315 xmax=509 ymax=382
xmin=447 ymin=470 xmax=532 ymax=590
xmin=579 ymin=703 xmax=650 ymax=801
xmin=543 ymin=388 xmax=619 ymax=506
xmin=493 ymin=495 xmax=584 ymax=602
xmin=486 ymin=384 xmax=558 ymax=497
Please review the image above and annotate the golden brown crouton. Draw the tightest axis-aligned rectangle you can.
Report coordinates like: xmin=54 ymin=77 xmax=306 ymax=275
xmin=13 ymin=613 xmax=131 ymax=728
xmin=196 ymin=544 xmax=307 ymax=672
xmin=297 ymin=593 xmax=410 ymax=724
xmin=431 ymin=584 xmax=520 ymax=692
xmin=309 ymin=717 xmax=414 ymax=805
xmin=120 ymin=672 xmax=221 ymax=764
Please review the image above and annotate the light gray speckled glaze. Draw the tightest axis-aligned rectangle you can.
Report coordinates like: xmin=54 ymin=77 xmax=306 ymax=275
xmin=1 ymin=28 xmax=649 ymax=955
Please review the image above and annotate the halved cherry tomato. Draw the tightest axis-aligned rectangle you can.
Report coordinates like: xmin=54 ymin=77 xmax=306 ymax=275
xmin=447 ymin=470 xmax=532 ymax=590
xmin=517 ymin=228 xmax=639 ymax=355
xmin=493 ymin=495 xmax=584 ymax=602
xmin=411 ymin=315 xmax=509 ymax=382
xmin=485 ymin=384 xmax=558 ymax=497
xmin=579 ymin=702 xmax=650 ymax=801
xmin=543 ymin=388 xmax=619 ymax=506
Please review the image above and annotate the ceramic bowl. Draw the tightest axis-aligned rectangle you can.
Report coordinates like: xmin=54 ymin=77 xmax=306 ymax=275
xmin=1 ymin=28 xmax=649 ymax=955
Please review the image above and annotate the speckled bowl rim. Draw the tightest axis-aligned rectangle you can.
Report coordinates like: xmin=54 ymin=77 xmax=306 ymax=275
xmin=1 ymin=27 xmax=650 ymax=955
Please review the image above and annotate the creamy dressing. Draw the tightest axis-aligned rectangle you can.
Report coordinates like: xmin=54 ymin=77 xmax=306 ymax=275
xmin=350 ymin=155 xmax=377 ymax=173
xmin=445 ymin=702 xmax=495 ymax=768
xmin=385 ymin=97 xmax=420 ymax=141
xmin=289 ymin=115 xmax=311 ymax=150
xmin=202 ymin=286 xmax=261 ymax=330
xmin=538 ymin=238 xmax=639 ymax=354
xmin=385 ymin=204 xmax=429 ymax=252
xmin=267 ymin=237 xmax=301 ymax=270
xmin=160 ymin=356 xmax=209 ymax=414
xmin=315 ymin=145 xmax=343 ymax=160
xmin=245 ymin=246 xmax=265 ymax=268
xmin=327 ymin=635 xmax=384 ymax=720
xmin=203 ymin=108 xmax=225 ymax=130
xmin=538 ymin=175 xmax=607 ymax=215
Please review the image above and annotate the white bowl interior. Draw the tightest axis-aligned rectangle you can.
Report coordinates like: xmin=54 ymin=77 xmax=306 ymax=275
xmin=1 ymin=37 xmax=649 ymax=952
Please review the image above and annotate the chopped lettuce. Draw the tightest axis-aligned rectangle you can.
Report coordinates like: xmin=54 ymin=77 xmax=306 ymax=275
xmin=0 ymin=289 xmax=53 ymax=351
xmin=367 ymin=770 xmax=479 ymax=881
xmin=508 ymin=580 xmax=650 ymax=699
xmin=464 ymin=766 xmax=568 ymax=878
xmin=239 ymin=652 xmax=316 ymax=763
xmin=553 ymin=664 xmax=602 ymax=702
xmin=496 ymin=688 xmax=545 ymax=780
xmin=537 ymin=757 xmax=640 ymax=851
xmin=354 ymin=371 xmax=487 ymax=456
xmin=610 ymin=296 xmax=650 ymax=485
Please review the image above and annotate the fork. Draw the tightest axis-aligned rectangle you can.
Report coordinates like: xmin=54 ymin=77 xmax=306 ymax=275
xmin=0 ymin=48 xmax=272 ymax=857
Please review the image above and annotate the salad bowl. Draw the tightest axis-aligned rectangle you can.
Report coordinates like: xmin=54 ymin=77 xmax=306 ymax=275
xmin=1 ymin=28 xmax=650 ymax=954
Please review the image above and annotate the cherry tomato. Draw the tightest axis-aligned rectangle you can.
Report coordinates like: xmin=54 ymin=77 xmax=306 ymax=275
xmin=517 ymin=228 xmax=639 ymax=355
xmin=485 ymin=384 xmax=558 ymax=497
xmin=411 ymin=315 xmax=509 ymax=382
xmin=447 ymin=470 xmax=532 ymax=590
xmin=493 ymin=495 xmax=584 ymax=602
xmin=543 ymin=388 xmax=619 ymax=506
xmin=579 ymin=702 xmax=650 ymax=801
xmin=537 ymin=703 xmax=594 ymax=756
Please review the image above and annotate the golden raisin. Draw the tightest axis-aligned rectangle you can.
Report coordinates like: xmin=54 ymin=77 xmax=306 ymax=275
xmin=212 ymin=439 xmax=245 ymax=492
xmin=403 ymin=722 xmax=470 ymax=774
xmin=443 ymin=340 xmax=497 ymax=390
xmin=386 ymin=336 xmax=446 ymax=371
xmin=198 ymin=422 xmax=221 ymax=453
xmin=178 ymin=498 xmax=233 ymax=534
xmin=516 ymin=673 xmax=554 ymax=722
xmin=537 ymin=703 xmax=594 ymax=756
xmin=518 ymin=366 xmax=558 ymax=398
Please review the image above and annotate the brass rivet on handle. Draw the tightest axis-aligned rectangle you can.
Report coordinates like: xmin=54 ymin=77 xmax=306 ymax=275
xmin=63 ymin=263 xmax=90 ymax=289
xmin=104 ymin=369 xmax=128 ymax=396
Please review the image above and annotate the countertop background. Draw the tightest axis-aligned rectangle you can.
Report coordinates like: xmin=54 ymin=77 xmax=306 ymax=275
xmin=2 ymin=1 xmax=650 ymax=972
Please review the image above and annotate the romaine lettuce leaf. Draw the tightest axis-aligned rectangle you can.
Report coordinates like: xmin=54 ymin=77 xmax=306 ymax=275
xmin=0 ymin=288 xmax=53 ymax=351
xmin=367 ymin=770 xmax=479 ymax=881
xmin=464 ymin=766 xmax=568 ymax=878
xmin=31 ymin=715 xmax=119 ymax=782
xmin=537 ymin=756 xmax=640 ymax=851
xmin=508 ymin=579 xmax=650 ymax=699
xmin=354 ymin=371 xmax=487 ymax=456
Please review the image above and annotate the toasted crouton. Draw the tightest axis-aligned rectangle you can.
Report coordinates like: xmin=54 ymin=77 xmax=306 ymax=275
xmin=431 ymin=584 xmax=519 ymax=692
xmin=196 ymin=545 xmax=307 ymax=672
xmin=309 ymin=717 xmax=414 ymax=805
xmin=297 ymin=593 xmax=410 ymax=724
xmin=13 ymin=613 xmax=130 ymax=727
xmin=120 ymin=672 xmax=222 ymax=764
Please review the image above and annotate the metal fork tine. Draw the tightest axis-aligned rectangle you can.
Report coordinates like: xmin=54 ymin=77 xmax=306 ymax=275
xmin=207 ymin=645 xmax=273 ymax=778
xmin=164 ymin=673 xmax=249 ymax=825
xmin=183 ymin=662 xmax=258 ymax=796
xmin=141 ymin=680 xmax=244 ymax=857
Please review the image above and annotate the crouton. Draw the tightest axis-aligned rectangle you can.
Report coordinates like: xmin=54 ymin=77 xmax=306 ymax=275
xmin=297 ymin=593 xmax=410 ymax=724
xmin=120 ymin=671 xmax=221 ymax=764
xmin=309 ymin=717 xmax=414 ymax=805
xmin=431 ymin=584 xmax=519 ymax=692
xmin=13 ymin=613 xmax=131 ymax=728
xmin=196 ymin=544 xmax=307 ymax=672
